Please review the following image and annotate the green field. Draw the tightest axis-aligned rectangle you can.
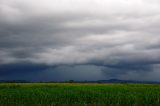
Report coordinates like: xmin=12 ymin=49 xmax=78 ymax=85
xmin=0 ymin=83 xmax=160 ymax=106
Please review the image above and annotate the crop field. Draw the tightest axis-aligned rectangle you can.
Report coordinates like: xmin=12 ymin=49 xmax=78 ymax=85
xmin=0 ymin=83 xmax=160 ymax=106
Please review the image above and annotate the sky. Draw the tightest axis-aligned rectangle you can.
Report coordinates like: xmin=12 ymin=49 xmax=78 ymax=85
xmin=0 ymin=0 xmax=160 ymax=81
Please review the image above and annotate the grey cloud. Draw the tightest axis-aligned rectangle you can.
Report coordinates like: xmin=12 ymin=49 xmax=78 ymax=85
xmin=0 ymin=64 xmax=105 ymax=81
xmin=1 ymin=0 xmax=160 ymax=81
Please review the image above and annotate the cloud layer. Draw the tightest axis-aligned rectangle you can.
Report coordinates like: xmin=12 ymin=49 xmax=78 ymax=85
xmin=1 ymin=0 xmax=160 ymax=81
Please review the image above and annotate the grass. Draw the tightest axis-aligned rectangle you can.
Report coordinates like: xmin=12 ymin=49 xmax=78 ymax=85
xmin=0 ymin=83 xmax=160 ymax=106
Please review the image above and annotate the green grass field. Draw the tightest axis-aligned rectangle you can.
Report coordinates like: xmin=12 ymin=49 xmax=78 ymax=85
xmin=0 ymin=83 xmax=160 ymax=106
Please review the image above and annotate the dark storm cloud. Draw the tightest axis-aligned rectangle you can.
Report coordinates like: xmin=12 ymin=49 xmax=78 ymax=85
xmin=0 ymin=65 xmax=105 ymax=81
xmin=0 ymin=64 xmax=49 ymax=76
xmin=1 ymin=0 xmax=160 ymax=81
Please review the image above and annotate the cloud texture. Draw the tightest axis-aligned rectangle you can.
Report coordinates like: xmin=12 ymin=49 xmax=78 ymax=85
xmin=0 ymin=0 xmax=160 ymax=81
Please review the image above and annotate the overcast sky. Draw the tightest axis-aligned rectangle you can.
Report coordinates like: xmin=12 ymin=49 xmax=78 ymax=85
xmin=0 ymin=0 xmax=160 ymax=81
